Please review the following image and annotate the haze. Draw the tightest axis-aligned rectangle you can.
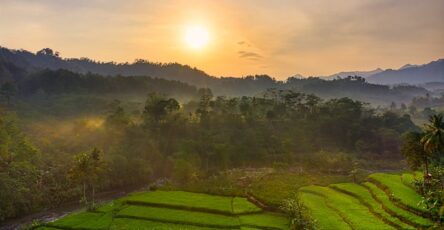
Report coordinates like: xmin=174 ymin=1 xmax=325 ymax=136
xmin=1 ymin=0 xmax=443 ymax=79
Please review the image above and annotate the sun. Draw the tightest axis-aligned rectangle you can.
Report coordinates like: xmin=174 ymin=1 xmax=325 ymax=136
xmin=184 ymin=25 xmax=209 ymax=50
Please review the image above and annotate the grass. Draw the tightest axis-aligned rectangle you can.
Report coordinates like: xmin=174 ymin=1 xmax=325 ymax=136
xmin=239 ymin=212 xmax=289 ymax=229
xmin=400 ymin=172 xmax=422 ymax=189
xmin=41 ymin=190 xmax=288 ymax=230
xmin=249 ymin=172 xmax=350 ymax=207
xmin=368 ymin=173 xmax=428 ymax=213
xmin=95 ymin=200 xmax=124 ymax=213
xmin=330 ymin=183 xmax=415 ymax=230
xmin=299 ymin=191 xmax=351 ymax=230
xmin=123 ymin=191 xmax=234 ymax=214
xmin=109 ymin=218 xmax=223 ymax=230
xmin=363 ymin=182 xmax=433 ymax=228
xmin=35 ymin=228 xmax=61 ymax=230
xmin=116 ymin=205 xmax=240 ymax=228
xmin=300 ymin=185 xmax=395 ymax=230
xmin=232 ymin=197 xmax=262 ymax=214
xmin=47 ymin=212 xmax=113 ymax=229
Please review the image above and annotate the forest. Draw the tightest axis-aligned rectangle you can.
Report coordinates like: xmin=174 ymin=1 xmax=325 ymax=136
xmin=0 ymin=81 xmax=417 ymax=220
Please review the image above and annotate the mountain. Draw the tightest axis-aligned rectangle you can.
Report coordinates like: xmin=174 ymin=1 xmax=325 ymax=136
xmin=399 ymin=64 xmax=418 ymax=70
xmin=324 ymin=68 xmax=383 ymax=80
xmin=0 ymin=47 xmax=216 ymax=87
xmin=366 ymin=59 xmax=444 ymax=85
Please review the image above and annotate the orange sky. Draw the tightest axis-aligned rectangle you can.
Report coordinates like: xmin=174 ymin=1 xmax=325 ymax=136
xmin=1 ymin=0 xmax=443 ymax=79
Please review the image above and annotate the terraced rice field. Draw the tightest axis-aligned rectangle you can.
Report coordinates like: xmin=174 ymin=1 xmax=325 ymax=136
xmin=299 ymin=172 xmax=433 ymax=230
xmin=36 ymin=191 xmax=289 ymax=230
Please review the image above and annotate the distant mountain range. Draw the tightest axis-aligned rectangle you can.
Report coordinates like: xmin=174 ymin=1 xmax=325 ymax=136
xmin=323 ymin=68 xmax=384 ymax=80
xmin=366 ymin=59 xmax=444 ymax=85
xmin=293 ymin=59 xmax=444 ymax=86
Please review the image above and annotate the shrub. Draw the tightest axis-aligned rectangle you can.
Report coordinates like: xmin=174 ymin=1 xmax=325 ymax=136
xmin=280 ymin=196 xmax=317 ymax=230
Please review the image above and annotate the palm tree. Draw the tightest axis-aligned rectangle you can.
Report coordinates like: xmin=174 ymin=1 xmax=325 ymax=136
xmin=420 ymin=114 xmax=444 ymax=180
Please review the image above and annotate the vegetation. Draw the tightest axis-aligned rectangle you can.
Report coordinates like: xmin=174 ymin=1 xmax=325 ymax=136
xmin=122 ymin=190 xmax=259 ymax=214
xmin=280 ymin=197 xmax=316 ymax=230
xmin=298 ymin=173 xmax=434 ymax=229
xmin=38 ymin=191 xmax=288 ymax=230
xmin=368 ymin=173 xmax=428 ymax=213
xmin=401 ymin=113 xmax=444 ymax=224
xmin=363 ymin=182 xmax=432 ymax=228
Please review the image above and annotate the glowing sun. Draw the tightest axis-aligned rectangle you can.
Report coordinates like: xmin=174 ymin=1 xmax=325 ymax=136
xmin=184 ymin=25 xmax=209 ymax=50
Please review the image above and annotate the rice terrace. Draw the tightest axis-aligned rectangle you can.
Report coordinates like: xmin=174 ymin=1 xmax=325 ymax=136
xmin=32 ymin=172 xmax=434 ymax=230
xmin=1 ymin=0 xmax=443 ymax=229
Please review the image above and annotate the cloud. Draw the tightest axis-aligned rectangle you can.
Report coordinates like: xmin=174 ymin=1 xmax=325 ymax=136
xmin=238 ymin=51 xmax=262 ymax=60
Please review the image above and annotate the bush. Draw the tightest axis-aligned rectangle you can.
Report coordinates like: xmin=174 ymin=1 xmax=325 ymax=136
xmin=280 ymin=196 xmax=317 ymax=230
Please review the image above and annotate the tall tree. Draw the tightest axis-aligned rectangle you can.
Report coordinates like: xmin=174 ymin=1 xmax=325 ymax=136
xmin=69 ymin=148 xmax=105 ymax=208
xmin=420 ymin=114 xmax=444 ymax=179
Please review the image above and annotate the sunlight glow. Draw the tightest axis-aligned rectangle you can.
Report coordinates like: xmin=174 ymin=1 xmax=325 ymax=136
xmin=184 ymin=25 xmax=209 ymax=50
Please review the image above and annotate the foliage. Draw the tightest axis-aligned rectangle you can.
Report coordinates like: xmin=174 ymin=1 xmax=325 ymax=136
xmin=0 ymin=111 xmax=39 ymax=221
xmin=280 ymin=196 xmax=317 ymax=230
xmin=414 ymin=164 xmax=444 ymax=223
xmin=403 ymin=114 xmax=444 ymax=225
xmin=0 ymin=82 xmax=17 ymax=105
xmin=401 ymin=132 xmax=427 ymax=170
xmin=420 ymin=114 xmax=444 ymax=175
xmin=68 ymin=148 xmax=106 ymax=208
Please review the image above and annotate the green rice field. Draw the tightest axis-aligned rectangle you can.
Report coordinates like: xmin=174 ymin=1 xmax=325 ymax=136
xmin=36 ymin=191 xmax=288 ymax=230
xmin=299 ymin=172 xmax=433 ymax=229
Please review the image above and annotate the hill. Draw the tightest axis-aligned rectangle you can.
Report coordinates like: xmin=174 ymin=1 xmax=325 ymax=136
xmin=0 ymin=47 xmax=216 ymax=87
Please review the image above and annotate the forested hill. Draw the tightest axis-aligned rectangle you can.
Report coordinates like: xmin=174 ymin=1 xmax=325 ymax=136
xmin=0 ymin=47 xmax=216 ymax=87
xmin=0 ymin=46 xmax=432 ymax=105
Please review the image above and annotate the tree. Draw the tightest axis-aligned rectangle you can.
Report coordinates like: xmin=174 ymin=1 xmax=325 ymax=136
xmin=105 ymin=100 xmax=130 ymax=128
xmin=143 ymin=93 xmax=180 ymax=125
xmin=420 ymin=114 xmax=444 ymax=180
xmin=196 ymin=88 xmax=213 ymax=121
xmin=0 ymin=82 xmax=17 ymax=105
xmin=401 ymin=132 xmax=427 ymax=170
xmin=69 ymin=148 xmax=105 ymax=208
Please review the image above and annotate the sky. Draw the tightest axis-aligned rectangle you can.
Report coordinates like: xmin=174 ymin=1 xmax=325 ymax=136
xmin=0 ymin=0 xmax=443 ymax=79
